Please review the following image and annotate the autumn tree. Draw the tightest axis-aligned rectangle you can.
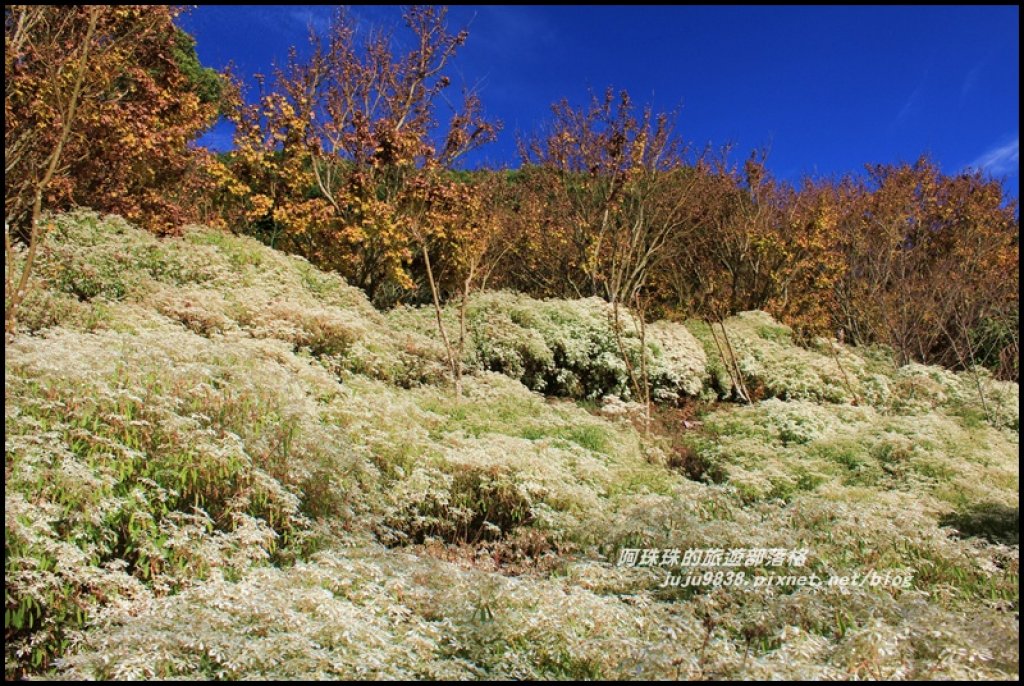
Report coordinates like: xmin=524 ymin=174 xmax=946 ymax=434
xmin=520 ymin=88 xmax=706 ymax=422
xmin=402 ymin=173 xmax=506 ymax=394
xmin=476 ymin=166 xmax=572 ymax=298
xmin=668 ymin=155 xmax=850 ymax=332
xmin=5 ymin=5 xmax=99 ymax=338
xmin=224 ymin=6 xmax=498 ymax=307
xmin=5 ymin=6 xmax=223 ymax=235
xmin=221 ymin=51 xmax=329 ymax=250
xmin=833 ymin=157 xmax=1019 ymax=373
xmin=5 ymin=6 xmax=222 ymax=336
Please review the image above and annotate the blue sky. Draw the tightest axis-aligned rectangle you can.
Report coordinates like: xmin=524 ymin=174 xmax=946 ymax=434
xmin=178 ymin=5 xmax=1020 ymax=199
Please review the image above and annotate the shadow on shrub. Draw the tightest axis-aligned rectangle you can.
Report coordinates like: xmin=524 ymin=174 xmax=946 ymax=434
xmin=940 ymin=503 xmax=1019 ymax=545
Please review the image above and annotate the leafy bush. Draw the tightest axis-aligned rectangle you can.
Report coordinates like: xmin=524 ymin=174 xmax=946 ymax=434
xmin=4 ymin=327 xmax=372 ymax=675
xmin=392 ymin=291 xmax=707 ymax=402
xmin=687 ymin=311 xmax=1019 ymax=435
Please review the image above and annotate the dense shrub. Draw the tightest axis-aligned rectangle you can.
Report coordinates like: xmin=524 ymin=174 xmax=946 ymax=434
xmin=4 ymin=213 xmax=1019 ymax=680
xmin=391 ymin=291 xmax=706 ymax=402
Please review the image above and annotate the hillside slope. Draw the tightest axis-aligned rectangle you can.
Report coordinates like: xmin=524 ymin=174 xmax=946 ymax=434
xmin=5 ymin=212 xmax=1018 ymax=679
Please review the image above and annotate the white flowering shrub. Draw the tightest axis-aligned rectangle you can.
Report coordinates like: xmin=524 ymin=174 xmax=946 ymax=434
xmin=686 ymin=312 xmax=874 ymax=404
xmin=391 ymin=291 xmax=707 ymax=402
xmin=340 ymin=373 xmax=645 ymax=548
xmin=4 ymin=324 xmax=386 ymax=674
xmin=55 ymin=491 xmax=1020 ymax=680
xmin=691 ymin=395 xmax=1018 ymax=506
xmin=15 ymin=211 xmax=446 ymax=389
xmin=887 ymin=363 xmax=1019 ymax=431
xmin=5 ymin=213 xmax=1019 ymax=679
xmin=686 ymin=312 xmax=1018 ymax=436
xmin=56 ymin=548 xmax=670 ymax=680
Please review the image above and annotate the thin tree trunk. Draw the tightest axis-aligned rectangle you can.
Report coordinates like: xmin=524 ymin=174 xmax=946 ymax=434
xmin=709 ymin=317 xmax=749 ymax=403
xmin=634 ymin=292 xmax=651 ymax=434
xmin=421 ymin=239 xmax=461 ymax=396
xmin=828 ymin=337 xmax=860 ymax=405
xmin=719 ymin=319 xmax=751 ymax=402
xmin=6 ymin=8 xmax=99 ymax=340
xmin=610 ymin=302 xmax=640 ymax=404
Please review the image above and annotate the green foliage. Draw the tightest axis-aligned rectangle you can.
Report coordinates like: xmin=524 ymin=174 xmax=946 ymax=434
xmin=169 ymin=27 xmax=225 ymax=109
xmin=969 ymin=310 xmax=1019 ymax=382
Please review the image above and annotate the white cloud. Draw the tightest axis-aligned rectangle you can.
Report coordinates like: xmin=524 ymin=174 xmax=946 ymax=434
xmin=968 ymin=136 xmax=1020 ymax=177
xmin=894 ymin=85 xmax=922 ymax=126
xmin=287 ymin=8 xmax=332 ymax=34
xmin=961 ymin=62 xmax=982 ymax=99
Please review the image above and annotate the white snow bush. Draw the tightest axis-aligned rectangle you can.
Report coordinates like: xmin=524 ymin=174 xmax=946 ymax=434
xmin=5 ymin=213 xmax=1019 ymax=680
